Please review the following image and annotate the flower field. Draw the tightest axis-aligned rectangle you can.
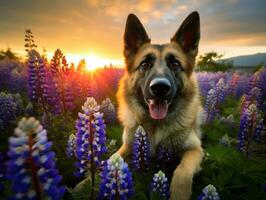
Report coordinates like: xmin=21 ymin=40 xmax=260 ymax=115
xmin=0 ymin=48 xmax=265 ymax=200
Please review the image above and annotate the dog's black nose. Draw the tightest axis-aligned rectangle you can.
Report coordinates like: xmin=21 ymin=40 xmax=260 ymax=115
xmin=149 ymin=78 xmax=171 ymax=97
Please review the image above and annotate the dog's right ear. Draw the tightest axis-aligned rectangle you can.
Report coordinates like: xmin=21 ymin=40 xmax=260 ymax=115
xmin=124 ymin=14 xmax=150 ymax=66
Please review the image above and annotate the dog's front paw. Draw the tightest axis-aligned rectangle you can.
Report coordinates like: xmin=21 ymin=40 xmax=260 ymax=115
xmin=170 ymin=166 xmax=193 ymax=200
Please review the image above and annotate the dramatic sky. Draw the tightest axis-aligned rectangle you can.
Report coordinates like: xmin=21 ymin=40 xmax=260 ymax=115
xmin=0 ymin=0 xmax=265 ymax=65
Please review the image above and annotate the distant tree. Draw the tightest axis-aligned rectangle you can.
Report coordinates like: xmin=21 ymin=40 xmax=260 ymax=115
xmin=0 ymin=48 xmax=18 ymax=60
xmin=197 ymin=51 xmax=233 ymax=72
xmin=24 ymin=29 xmax=37 ymax=56
xmin=77 ymin=59 xmax=86 ymax=73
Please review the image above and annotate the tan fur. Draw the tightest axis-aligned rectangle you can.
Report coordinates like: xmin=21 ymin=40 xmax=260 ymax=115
xmin=117 ymin=12 xmax=203 ymax=200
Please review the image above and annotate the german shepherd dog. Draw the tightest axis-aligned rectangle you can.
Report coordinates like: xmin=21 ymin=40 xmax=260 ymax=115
xmin=116 ymin=11 xmax=203 ymax=200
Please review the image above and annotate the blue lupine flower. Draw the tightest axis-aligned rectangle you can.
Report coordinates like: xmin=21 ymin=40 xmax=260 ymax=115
xmin=205 ymin=89 xmax=218 ymax=122
xmin=157 ymin=145 xmax=173 ymax=165
xmin=198 ymin=184 xmax=220 ymax=200
xmin=99 ymin=153 xmax=134 ymax=199
xmin=74 ymin=97 xmax=107 ymax=177
xmin=0 ymin=152 xmax=5 ymax=192
xmin=101 ymin=98 xmax=117 ymax=124
xmin=258 ymin=65 xmax=266 ymax=109
xmin=6 ymin=117 xmax=65 ymax=200
xmin=150 ymin=170 xmax=169 ymax=199
xmin=27 ymin=50 xmax=49 ymax=102
xmin=215 ymin=78 xmax=226 ymax=104
xmin=0 ymin=92 xmax=17 ymax=129
xmin=253 ymin=118 xmax=264 ymax=142
xmin=132 ymin=126 xmax=151 ymax=171
xmin=237 ymin=104 xmax=264 ymax=153
xmin=66 ymin=134 xmax=76 ymax=158
xmin=204 ymin=78 xmax=226 ymax=123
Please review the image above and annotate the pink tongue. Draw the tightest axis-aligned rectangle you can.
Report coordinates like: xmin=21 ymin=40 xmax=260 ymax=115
xmin=148 ymin=99 xmax=168 ymax=120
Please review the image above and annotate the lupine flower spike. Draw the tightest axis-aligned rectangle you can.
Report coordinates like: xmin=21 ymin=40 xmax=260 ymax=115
xmin=0 ymin=152 xmax=4 ymax=192
xmin=74 ymin=97 xmax=106 ymax=199
xmin=132 ymin=126 xmax=151 ymax=171
xmin=74 ymin=97 xmax=107 ymax=177
xmin=204 ymin=78 xmax=226 ymax=122
xmin=150 ymin=170 xmax=169 ymax=199
xmin=6 ymin=117 xmax=65 ymax=200
xmin=238 ymin=104 xmax=264 ymax=155
xmin=101 ymin=98 xmax=117 ymax=124
xmin=198 ymin=184 xmax=220 ymax=200
xmin=99 ymin=153 xmax=134 ymax=200
xmin=66 ymin=134 xmax=76 ymax=158
xmin=157 ymin=145 xmax=173 ymax=167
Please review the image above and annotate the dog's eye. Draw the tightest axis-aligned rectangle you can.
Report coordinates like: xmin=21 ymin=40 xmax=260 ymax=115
xmin=138 ymin=61 xmax=150 ymax=73
xmin=170 ymin=60 xmax=182 ymax=72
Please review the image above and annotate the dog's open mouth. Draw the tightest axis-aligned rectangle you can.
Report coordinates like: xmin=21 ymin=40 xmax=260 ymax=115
xmin=145 ymin=99 xmax=169 ymax=120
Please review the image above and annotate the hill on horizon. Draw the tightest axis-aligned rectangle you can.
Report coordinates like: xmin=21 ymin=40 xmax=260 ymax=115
xmin=224 ymin=53 xmax=266 ymax=67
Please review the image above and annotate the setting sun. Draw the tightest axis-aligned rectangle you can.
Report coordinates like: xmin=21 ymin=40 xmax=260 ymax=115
xmin=45 ymin=52 xmax=124 ymax=71
xmin=85 ymin=54 xmax=111 ymax=71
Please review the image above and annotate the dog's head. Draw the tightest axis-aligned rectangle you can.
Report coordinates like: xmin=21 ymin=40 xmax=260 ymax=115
xmin=123 ymin=12 xmax=200 ymax=120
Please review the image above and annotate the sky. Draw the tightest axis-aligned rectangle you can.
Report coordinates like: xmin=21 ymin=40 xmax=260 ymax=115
xmin=0 ymin=0 xmax=266 ymax=66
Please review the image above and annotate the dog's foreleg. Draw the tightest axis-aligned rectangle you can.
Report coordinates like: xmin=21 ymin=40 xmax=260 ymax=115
xmin=170 ymin=146 xmax=203 ymax=200
xmin=117 ymin=143 xmax=131 ymax=158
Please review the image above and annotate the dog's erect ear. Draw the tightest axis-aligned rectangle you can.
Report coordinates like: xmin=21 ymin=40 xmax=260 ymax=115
xmin=124 ymin=14 xmax=150 ymax=62
xmin=171 ymin=11 xmax=200 ymax=57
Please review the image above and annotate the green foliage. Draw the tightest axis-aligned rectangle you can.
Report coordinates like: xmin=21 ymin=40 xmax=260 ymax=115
xmin=220 ymin=96 xmax=240 ymax=121
xmin=106 ymin=123 xmax=123 ymax=147
xmin=0 ymin=48 xmax=19 ymax=60
xmin=252 ymin=62 xmax=264 ymax=73
xmin=202 ymin=120 xmax=231 ymax=145
xmin=197 ymin=51 xmax=233 ymax=72
xmin=68 ymin=178 xmax=92 ymax=200
xmin=48 ymin=115 xmax=77 ymax=187
xmin=193 ymin=145 xmax=266 ymax=200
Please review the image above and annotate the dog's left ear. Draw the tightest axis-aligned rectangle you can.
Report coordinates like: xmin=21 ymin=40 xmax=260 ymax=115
xmin=171 ymin=11 xmax=200 ymax=57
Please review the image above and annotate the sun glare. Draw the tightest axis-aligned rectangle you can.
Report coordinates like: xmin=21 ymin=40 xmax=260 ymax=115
xmin=46 ymin=52 xmax=124 ymax=71
xmin=85 ymin=55 xmax=107 ymax=71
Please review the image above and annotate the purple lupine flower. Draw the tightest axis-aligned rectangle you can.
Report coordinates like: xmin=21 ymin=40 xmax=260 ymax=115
xmin=215 ymin=78 xmax=226 ymax=104
xmin=74 ymin=97 xmax=107 ymax=177
xmin=204 ymin=78 xmax=226 ymax=123
xmin=99 ymin=153 xmax=134 ymax=199
xmin=150 ymin=170 xmax=169 ymax=199
xmin=258 ymin=65 xmax=266 ymax=104
xmin=66 ymin=134 xmax=76 ymax=158
xmin=0 ymin=152 xmax=5 ymax=192
xmin=227 ymin=72 xmax=240 ymax=96
xmin=237 ymin=104 xmax=264 ymax=154
xmin=101 ymin=98 xmax=117 ymax=124
xmin=248 ymin=87 xmax=262 ymax=107
xmin=0 ymin=92 xmax=17 ymax=129
xmin=204 ymin=89 xmax=218 ymax=122
xmin=246 ymin=73 xmax=261 ymax=94
xmin=198 ymin=184 xmax=220 ymax=200
xmin=6 ymin=117 xmax=65 ymax=200
xmin=253 ymin=118 xmax=264 ymax=142
xmin=157 ymin=145 xmax=174 ymax=165
xmin=27 ymin=50 xmax=48 ymax=102
xmin=132 ymin=126 xmax=151 ymax=171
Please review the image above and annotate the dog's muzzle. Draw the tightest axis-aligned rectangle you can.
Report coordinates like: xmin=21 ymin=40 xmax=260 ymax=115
xmin=149 ymin=78 xmax=171 ymax=98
